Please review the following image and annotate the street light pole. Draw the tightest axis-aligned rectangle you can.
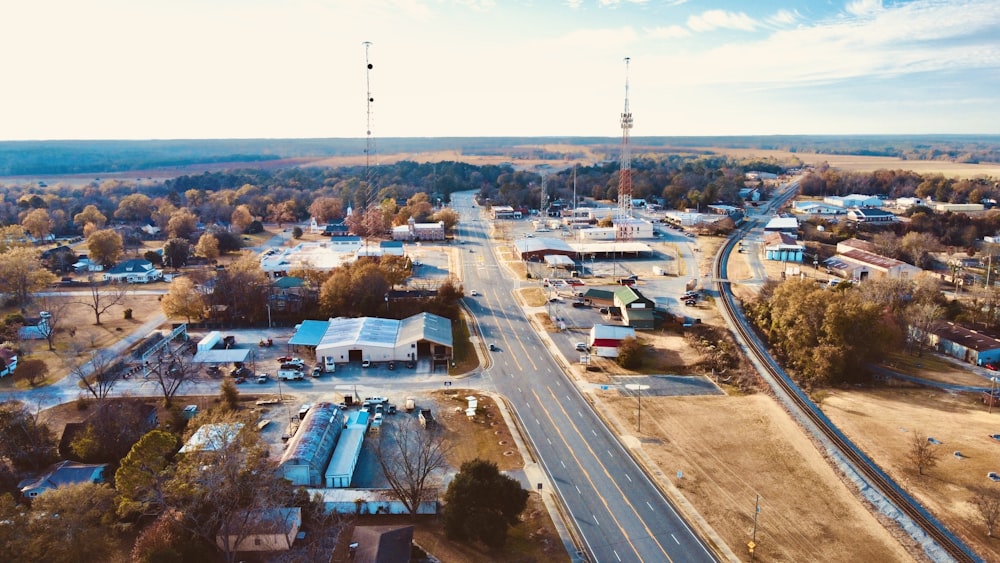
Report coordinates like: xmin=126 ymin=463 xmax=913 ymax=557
xmin=991 ymin=376 xmax=998 ymax=414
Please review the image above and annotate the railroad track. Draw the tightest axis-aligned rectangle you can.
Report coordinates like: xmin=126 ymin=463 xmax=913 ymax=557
xmin=714 ymin=230 xmax=980 ymax=563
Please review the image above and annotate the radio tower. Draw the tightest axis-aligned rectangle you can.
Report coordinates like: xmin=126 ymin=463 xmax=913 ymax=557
xmin=363 ymin=41 xmax=377 ymax=209
xmin=616 ymin=56 xmax=634 ymax=241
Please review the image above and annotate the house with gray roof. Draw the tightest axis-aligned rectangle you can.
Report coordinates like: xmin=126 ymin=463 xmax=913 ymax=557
xmin=18 ymin=460 xmax=108 ymax=498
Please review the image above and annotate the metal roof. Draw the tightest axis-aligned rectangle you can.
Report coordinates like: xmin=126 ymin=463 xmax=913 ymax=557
xmin=322 ymin=317 xmax=399 ymax=349
xmin=289 ymin=320 xmax=335 ymax=347
xmin=192 ymin=349 xmax=252 ymax=364
xmin=280 ymin=403 xmax=343 ymax=466
xmin=513 ymin=237 xmax=575 ymax=254
xmin=398 ymin=312 xmax=453 ymax=348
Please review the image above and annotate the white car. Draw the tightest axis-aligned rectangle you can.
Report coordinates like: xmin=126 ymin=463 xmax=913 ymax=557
xmin=470 ymin=290 xmax=479 ymax=296
xmin=575 ymin=342 xmax=589 ymax=352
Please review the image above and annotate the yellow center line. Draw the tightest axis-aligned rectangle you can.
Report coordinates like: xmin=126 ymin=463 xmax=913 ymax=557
xmin=530 ymin=386 xmax=675 ymax=562
xmin=531 ymin=387 xmax=652 ymax=559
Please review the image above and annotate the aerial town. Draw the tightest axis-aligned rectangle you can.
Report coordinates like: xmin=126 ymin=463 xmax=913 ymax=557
xmin=3 ymin=3 xmax=1000 ymax=562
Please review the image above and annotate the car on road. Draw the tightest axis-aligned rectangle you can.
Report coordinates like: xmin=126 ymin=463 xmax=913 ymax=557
xmin=470 ymin=290 xmax=479 ymax=296
xmin=489 ymin=343 xmax=497 ymax=352
xmin=572 ymin=301 xmax=587 ymax=308
xmin=575 ymin=342 xmax=589 ymax=352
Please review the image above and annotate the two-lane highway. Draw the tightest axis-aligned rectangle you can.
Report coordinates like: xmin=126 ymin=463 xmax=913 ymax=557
xmin=455 ymin=193 xmax=716 ymax=562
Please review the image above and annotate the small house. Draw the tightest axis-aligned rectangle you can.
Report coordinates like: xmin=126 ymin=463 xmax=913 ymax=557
xmin=18 ymin=460 xmax=108 ymax=498
xmin=103 ymin=259 xmax=162 ymax=284
xmin=349 ymin=525 xmax=415 ymax=563
xmin=216 ymin=507 xmax=302 ymax=554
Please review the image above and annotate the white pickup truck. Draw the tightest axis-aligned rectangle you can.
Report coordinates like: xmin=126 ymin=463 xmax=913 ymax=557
xmin=278 ymin=369 xmax=304 ymax=381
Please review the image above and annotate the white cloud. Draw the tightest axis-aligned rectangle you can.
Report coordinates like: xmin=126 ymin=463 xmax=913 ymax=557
xmin=766 ymin=9 xmax=800 ymax=26
xmin=687 ymin=10 xmax=758 ymax=32
xmin=845 ymin=0 xmax=884 ymax=17
xmin=645 ymin=25 xmax=690 ymax=40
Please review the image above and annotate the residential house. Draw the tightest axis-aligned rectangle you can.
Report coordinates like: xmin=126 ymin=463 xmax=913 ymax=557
xmin=0 ymin=348 xmax=17 ymax=378
xmin=72 ymin=256 xmax=104 ymax=273
xmin=18 ymin=460 xmax=108 ymax=498
xmin=216 ymin=507 xmax=302 ymax=554
xmin=18 ymin=311 xmax=51 ymax=340
xmin=103 ymin=259 xmax=162 ymax=283
xmin=349 ymin=525 xmax=415 ymax=563
xmin=141 ymin=223 xmax=162 ymax=236
xmin=41 ymin=245 xmax=76 ymax=273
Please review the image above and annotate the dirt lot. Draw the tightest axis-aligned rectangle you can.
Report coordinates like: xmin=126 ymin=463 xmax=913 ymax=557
xmin=563 ymin=236 xmax=920 ymax=562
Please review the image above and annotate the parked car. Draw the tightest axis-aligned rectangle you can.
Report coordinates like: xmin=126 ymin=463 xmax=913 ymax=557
xmin=685 ymin=299 xmax=697 ymax=306
xmin=362 ymin=359 xmax=371 ymax=368
xmin=572 ymin=301 xmax=587 ymax=308
xmin=489 ymin=343 xmax=497 ymax=352
xmin=405 ymin=360 xmax=416 ymax=369
xmin=256 ymin=373 xmax=269 ymax=384
xmin=311 ymin=366 xmax=322 ymax=377
xmin=575 ymin=342 xmax=589 ymax=352
xmin=470 ymin=290 xmax=479 ymax=296
xmin=388 ymin=361 xmax=396 ymax=370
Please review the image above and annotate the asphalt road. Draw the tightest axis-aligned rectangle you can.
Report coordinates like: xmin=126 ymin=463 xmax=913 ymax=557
xmin=455 ymin=194 xmax=715 ymax=563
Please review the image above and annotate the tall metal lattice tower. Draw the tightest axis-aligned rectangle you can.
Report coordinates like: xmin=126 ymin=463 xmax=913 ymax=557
xmin=616 ymin=56 xmax=634 ymax=241
xmin=363 ymin=41 xmax=377 ymax=208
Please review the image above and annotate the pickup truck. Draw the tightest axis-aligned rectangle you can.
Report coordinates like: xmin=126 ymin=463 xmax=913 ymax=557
xmin=278 ymin=369 xmax=304 ymax=381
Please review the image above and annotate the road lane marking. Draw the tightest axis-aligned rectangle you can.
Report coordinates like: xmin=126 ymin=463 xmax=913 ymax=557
xmin=528 ymin=391 xmax=651 ymax=562
xmin=593 ymin=514 xmax=600 ymax=525
xmin=576 ymin=485 xmax=582 ymax=495
xmin=532 ymin=387 xmax=676 ymax=563
xmin=647 ymin=501 xmax=654 ymax=511
xmin=614 ymin=550 xmax=621 ymax=562
xmin=625 ymin=474 xmax=632 ymax=482
xmin=607 ymin=450 xmax=614 ymax=458
xmin=672 ymin=534 xmax=679 ymax=544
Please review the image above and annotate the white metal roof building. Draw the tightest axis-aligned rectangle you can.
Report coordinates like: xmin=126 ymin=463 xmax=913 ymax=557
xmin=291 ymin=313 xmax=454 ymax=366
xmin=325 ymin=413 xmax=366 ymax=488
xmin=279 ymin=403 xmax=345 ymax=487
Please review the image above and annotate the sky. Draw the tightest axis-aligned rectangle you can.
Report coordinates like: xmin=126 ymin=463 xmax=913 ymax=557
xmin=3 ymin=0 xmax=999 ymax=140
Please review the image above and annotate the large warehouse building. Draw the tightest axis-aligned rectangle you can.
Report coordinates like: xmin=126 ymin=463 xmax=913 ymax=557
xmin=288 ymin=312 xmax=453 ymax=367
xmin=279 ymin=403 xmax=345 ymax=487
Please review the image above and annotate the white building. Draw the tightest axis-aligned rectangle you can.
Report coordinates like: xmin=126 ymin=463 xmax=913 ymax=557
xmin=259 ymin=240 xmax=361 ymax=278
xmin=589 ymin=324 xmax=637 ymax=358
xmin=289 ymin=313 xmax=454 ymax=367
xmin=823 ymin=194 xmax=884 ymax=208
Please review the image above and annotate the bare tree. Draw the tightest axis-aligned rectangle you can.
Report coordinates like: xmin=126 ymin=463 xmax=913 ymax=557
xmin=906 ymin=430 xmax=939 ymax=476
xmin=73 ymin=350 xmax=121 ymax=401
xmin=971 ymin=486 xmax=1000 ymax=537
xmin=147 ymin=346 xmax=201 ymax=407
xmin=75 ymin=276 xmax=131 ymax=325
xmin=32 ymin=297 xmax=70 ymax=351
xmin=904 ymin=303 xmax=943 ymax=356
xmin=165 ymin=410 xmax=296 ymax=563
xmin=371 ymin=416 xmax=451 ymax=515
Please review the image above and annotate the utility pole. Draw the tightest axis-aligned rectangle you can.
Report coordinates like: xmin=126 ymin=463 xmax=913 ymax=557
xmin=748 ymin=494 xmax=760 ymax=561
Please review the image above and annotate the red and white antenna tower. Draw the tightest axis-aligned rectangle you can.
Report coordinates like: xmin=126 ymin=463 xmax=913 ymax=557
xmin=616 ymin=56 xmax=634 ymax=240
xmin=363 ymin=40 xmax=377 ymax=208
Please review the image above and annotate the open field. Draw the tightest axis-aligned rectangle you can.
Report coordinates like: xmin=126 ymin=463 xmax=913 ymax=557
xmin=699 ymin=146 xmax=1000 ymax=179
